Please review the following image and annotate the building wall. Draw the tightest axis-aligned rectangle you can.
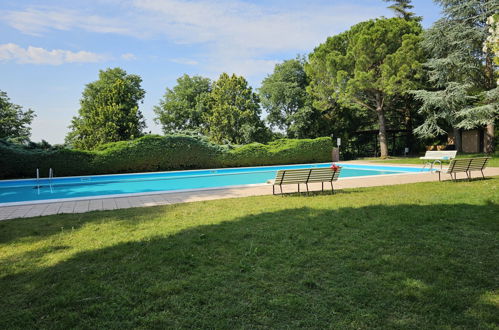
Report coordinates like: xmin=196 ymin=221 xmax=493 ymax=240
xmin=462 ymin=130 xmax=480 ymax=153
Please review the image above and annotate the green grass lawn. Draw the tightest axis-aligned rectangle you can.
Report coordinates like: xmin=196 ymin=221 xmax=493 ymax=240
xmin=363 ymin=152 xmax=499 ymax=167
xmin=1 ymin=179 xmax=498 ymax=328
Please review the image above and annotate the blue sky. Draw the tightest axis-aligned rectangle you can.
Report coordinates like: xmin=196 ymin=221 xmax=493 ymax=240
xmin=0 ymin=0 xmax=442 ymax=144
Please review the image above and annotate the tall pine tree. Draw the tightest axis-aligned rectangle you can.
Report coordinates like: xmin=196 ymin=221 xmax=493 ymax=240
xmin=413 ymin=0 xmax=498 ymax=153
xmin=383 ymin=0 xmax=419 ymax=21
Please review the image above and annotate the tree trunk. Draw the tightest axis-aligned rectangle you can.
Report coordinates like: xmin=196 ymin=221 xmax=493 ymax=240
xmin=485 ymin=122 xmax=495 ymax=154
xmin=376 ymin=106 xmax=389 ymax=158
xmin=453 ymin=127 xmax=462 ymax=152
xmin=404 ymin=108 xmax=413 ymax=154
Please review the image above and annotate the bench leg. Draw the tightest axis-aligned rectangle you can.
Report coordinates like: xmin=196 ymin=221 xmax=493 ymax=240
xmin=467 ymin=171 xmax=471 ymax=181
xmin=306 ymin=183 xmax=309 ymax=195
xmin=273 ymin=185 xmax=275 ymax=195
xmin=321 ymin=182 xmax=324 ymax=192
xmin=438 ymin=171 xmax=441 ymax=181
xmin=298 ymin=183 xmax=300 ymax=194
xmin=481 ymin=170 xmax=485 ymax=179
xmin=331 ymin=181 xmax=334 ymax=195
xmin=280 ymin=185 xmax=283 ymax=196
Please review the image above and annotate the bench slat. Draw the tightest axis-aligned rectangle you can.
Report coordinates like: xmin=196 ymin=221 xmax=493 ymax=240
xmin=273 ymin=168 xmax=341 ymax=186
xmin=445 ymin=157 xmax=490 ymax=175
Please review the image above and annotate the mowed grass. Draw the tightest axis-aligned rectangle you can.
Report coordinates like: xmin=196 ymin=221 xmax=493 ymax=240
xmin=364 ymin=152 xmax=499 ymax=167
xmin=1 ymin=179 xmax=498 ymax=329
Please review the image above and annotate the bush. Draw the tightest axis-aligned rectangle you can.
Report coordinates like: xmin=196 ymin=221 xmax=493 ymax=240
xmin=0 ymin=136 xmax=333 ymax=179
xmin=222 ymin=138 xmax=332 ymax=167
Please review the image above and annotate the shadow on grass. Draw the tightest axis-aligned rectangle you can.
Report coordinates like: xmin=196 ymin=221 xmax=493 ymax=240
xmin=0 ymin=190 xmax=354 ymax=245
xmin=1 ymin=203 xmax=498 ymax=328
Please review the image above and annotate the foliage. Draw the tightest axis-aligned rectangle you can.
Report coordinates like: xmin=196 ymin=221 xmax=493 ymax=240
xmin=383 ymin=0 xmax=419 ymax=20
xmin=66 ymin=68 xmax=146 ymax=150
xmin=413 ymin=0 xmax=498 ymax=144
xmin=203 ymin=73 xmax=269 ymax=144
xmin=1 ymin=179 xmax=498 ymax=328
xmin=306 ymin=18 xmax=424 ymax=157
xmin=154 ymin=74 xmax=212 ymax=133
xmin=0 ymin=136 xmax=332 ymax=179
xmin=222 ymin=137 xmax=332 ymax=167
xmin=0 ymin=90 xmax=35 ymax=144
xmin=259 ymin=57 xmax=310 ymax=136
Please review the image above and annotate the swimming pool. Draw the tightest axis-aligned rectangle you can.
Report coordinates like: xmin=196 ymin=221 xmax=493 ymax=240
xmin=0 ymin=163 xmax=425 ymax=204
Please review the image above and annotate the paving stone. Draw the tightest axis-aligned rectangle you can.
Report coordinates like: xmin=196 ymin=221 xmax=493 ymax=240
xmin=115 ymin=198 xmax=131 ymax=209
xmin=88 ymin=199 xmax=103 ymax=211
xmin=59 ymin=202 xmax=76 ymax=214
xmin=8 ymin=206 xmax=33 ymax=219
xmin=24 ymin=204 xmax=49 ymax=218
xmin=0 ymin=206 xmax=17 ymax=218
xmin=41 ymin=203 xmax=62 ymax=216
xmin=127 ymin=197 xmax=144 ymax=208
xmin=74 ymin=200 xmax=90 ymax=213
xmin=102 ymin=199 xmax=116 ymax=210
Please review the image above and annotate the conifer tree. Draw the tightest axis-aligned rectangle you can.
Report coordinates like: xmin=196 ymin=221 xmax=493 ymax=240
xmin=413 ymin=0 xmax=498 ymax=153
xmin=383 ymin=0 xmax=418 ymax=20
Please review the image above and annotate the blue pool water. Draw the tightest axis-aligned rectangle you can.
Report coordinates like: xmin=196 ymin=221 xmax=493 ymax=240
xmin=0 ymin=163 xmax=424 ymax=204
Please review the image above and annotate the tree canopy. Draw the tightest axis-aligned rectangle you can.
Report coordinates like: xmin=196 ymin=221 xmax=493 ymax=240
xmin=259 ymin=57 xmax=309 ymax=135
xmin=0 ymin=90 xmax=35 ymax=144
xmin=154 ymin=74 xmax=212 ymax=134
xmin=203 ymin=73 xmax=268 ymax=144
xmin=413 ymin=0 xmax=498 ymax=152
xmin=306 ymin=17 xmax=424 ymax=157
xmin=66 ymin=68 xmax=146 ymax=150
xmin=383 ymin=0 xmax=419 ymax=21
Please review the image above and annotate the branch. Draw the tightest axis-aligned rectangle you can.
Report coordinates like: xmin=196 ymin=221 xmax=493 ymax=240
xmin=352 ymin=97 xmax=375 ymax=111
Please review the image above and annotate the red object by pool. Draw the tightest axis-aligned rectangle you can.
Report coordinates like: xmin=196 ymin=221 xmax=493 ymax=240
xmin=330 ymin=164 xmax=340 ymax=171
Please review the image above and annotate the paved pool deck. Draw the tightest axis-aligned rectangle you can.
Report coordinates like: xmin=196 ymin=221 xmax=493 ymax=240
xmin=1 ymin=162 xmax=498 ymax=221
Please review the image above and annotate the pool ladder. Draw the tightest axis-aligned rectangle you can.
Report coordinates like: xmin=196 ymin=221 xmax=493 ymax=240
xmin=35 ymin=168 xmax=54 ymax=193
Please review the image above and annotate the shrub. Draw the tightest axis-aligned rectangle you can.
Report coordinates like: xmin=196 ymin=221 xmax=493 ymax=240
xmin=222 ymin=138 xmax=332 ymax=167
xmin=0 ymin=136 xmax=332 ymax=179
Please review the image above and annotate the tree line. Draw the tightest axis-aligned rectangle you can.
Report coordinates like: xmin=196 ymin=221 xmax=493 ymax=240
xmin=1 ymin=0 xmax=497 ymax=156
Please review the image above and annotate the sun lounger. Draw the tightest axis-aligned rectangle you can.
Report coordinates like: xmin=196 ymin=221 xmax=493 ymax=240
xmin=420 ymin=150 xmax=458 ymax=171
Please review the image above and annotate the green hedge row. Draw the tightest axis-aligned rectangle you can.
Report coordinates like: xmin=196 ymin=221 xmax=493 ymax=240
xmin=0 ymin=135 xmax=332 ymax=179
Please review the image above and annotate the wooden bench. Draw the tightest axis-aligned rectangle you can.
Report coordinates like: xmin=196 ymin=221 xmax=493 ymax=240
xmin=437 ymin=157 xmax=490 ymax=181
xmin=420 ymin=150 xmax=458 ymax=171
xmin=272 ymin=167 xmax=341 ymax=195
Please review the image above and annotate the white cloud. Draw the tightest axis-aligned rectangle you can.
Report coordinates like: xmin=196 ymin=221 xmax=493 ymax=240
xmin=121 ymin=53 xmax=137 ymax=60
xmin=0 ymin=43 xmax=108 ymax=65
xmin=1 ymin=1 xmax=387 ymax=76
xmin=2 ymin=7 xmax=140 ymax=37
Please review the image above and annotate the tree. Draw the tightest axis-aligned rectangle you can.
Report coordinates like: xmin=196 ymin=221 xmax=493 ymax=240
xmin=383 ymin=0 xmax=419 ymax=20
xmin=413 ymin=0 xmax=498 ymax=153
xmin=0 ymin=90 xmax=35 ymax=144
xmin=154 ymin=74 xmax=212 ymax=133
xmin=203 ymin=73 xmax=268 ymax=144
xmin=66 ymin=68 xmax=146 ymax=150
xmin=306 ymin=18 xmax=424 ymax=157
xmin=484 ymin=14 xmax=499 ymax=69
xmin=259 ymin=57 xmax=309 ymax=136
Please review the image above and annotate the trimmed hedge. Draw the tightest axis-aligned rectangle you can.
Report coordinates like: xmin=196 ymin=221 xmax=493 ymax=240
xmin=0 ymin=135 xmax=332 ymax=179
xmin=222 ymin=138 xmax=332 ymax=167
